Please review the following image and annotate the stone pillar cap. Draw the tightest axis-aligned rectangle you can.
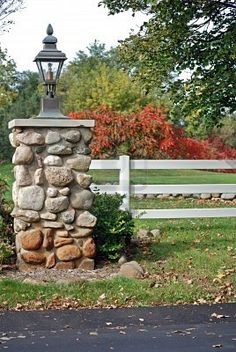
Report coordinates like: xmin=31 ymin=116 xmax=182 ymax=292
xmin=8 ymin=119 xmax=95 ymax=129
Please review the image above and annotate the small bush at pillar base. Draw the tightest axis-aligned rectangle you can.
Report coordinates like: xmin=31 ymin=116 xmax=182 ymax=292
xmin=0 ymin=179 xmax=14 ymax=265
xmin=91 ymin=193 xmax=134 ymax=261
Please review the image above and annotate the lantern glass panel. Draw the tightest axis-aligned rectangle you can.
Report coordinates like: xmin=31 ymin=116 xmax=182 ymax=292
xmin=40 ymin=61 xmax=60 ymax=82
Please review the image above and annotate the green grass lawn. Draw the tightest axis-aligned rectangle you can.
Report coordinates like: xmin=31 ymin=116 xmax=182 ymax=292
xmin=90 ymin=169 xmax=236 ymax=184
xmin=0 ymin=162 xmax=235 ymax=309
xmin=1 ymin=162 xmax=235 ymax=189
xmin=1 ymin=216 xmax=236 ymax=309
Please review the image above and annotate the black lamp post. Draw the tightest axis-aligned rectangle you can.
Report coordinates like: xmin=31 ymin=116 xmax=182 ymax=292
xmin=34 ymin=24 xmax=68 ymax=118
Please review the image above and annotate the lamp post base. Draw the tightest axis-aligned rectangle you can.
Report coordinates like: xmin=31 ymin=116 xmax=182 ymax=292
xmin=37 ymin=97 xmax=69 ymax=119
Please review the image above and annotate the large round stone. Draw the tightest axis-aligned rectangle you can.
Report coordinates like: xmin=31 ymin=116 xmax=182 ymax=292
xmin=45 ymin=167 xmax=73 ymax=187
xmin=20 ymin=229 xmax=43 ymax=250
xmin=60 ymin=209 xmax=75 ymax=224
xmin=75 ymin=211 xmax=97 ymax=228
xmin=12 ymin=208 xmax=40 ymax=222
xmin=66 ymin=155 xmax=91 ymax=172
xmin=56 ymin=245 xmax=82 ymax=261
xmin=45 ymin=131 xmax=61 ymax=144
xmin=75 ymin=173 xmax=92 ymax=189
xmin=62 ymin=130 xmax=81 ymax=143
xmin=70 ymin=187 xmax=94 ymax=210
xmin=47 ymin=144 xmax=72 ymax=155
xmin=14 ymin=165 xmax=32 ymax=186
xmin=12 ymin=146 xmax=33 ymax=165
xmin=44 ymin=155 xmax=63 ymax=166
xmin=18 ymin=186 xmax=45 ymax=211
xmin=21 ymin=250 xmax=46 ymax=264
xmin=80 ymin=128 xmax=93 ymax=143
xmin=16 ymin=130 xmax=44 ymax=145
xmin=45 ymin=196 xmax=69 ymax=213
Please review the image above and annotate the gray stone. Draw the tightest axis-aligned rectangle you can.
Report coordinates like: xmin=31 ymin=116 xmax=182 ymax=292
xmin=135 ymin=194 xmax=145 ymax=199
xmin=42 ymin=221 xmax=64 ymax=228
xmin=44 ymin=155 xmax=63 ymax=166
xmin=64 ymin=224 xmax=74 ymax=231
xmin=75 ymin=173 xmax=92 ymax=188
xmin=14 ymin=218 xmax=30 ymax=232
xmin=119 ymin=261 xmax=144 ymax=279
xmin=16 ymin=130 xmax=44 ymax=145
xmin=221 ymin=193 xmax=235 ymax=200
xmin=45 ymin=131 xmax=61 ymax=144
xmin=45 ymin=167 xmax=74 ymax=187
xmin=137 ymin=228 xmax=151 ymax=239
xmin=172 ymin=193 xmax=181 ymax=197
xmin=212 ymin=193 xmax=221 ymax=198
xmin=12 ymin=145 xmax=33 ymax=165
xmin=47 ymin=144 xmax=72 ymax=155
xmin=18 ymin=186 xmax=45 ymax=211
xmin=9 ymin=132 xmax=20 ymax=147
xmin=70 ymin=187 xmax=94 ymax=209
xmin=182 ymin=193 xmax=192 ymax=198
xmin=66 ymin=155 xmax=91 ymax=172
xmin=192 ymin=193 xmax=201 ymax=199
xmin=40 ymin=212 xmax=57 ymax=221
xmin=70 ymin=227 xmax=93 ymax=238
xmin=62 ymin=129 xmax=81 ymax=143
xmin=14 ymin=165 xmax=32 ymax=186
xmin=80 ymin=127 xmax=93 ymax=143
xmin=200 ymin=193 xmax=211 ymax=200
xmin=75 ymin=211 xmax=97 ymax=228
xmin=60 ymin=208 xmax=75 ymax=224
xmin=35 ymin=145 xmax=46 ymax=154
xmin=34 ymin=168 xmax=44 ymax=185
xmin=118 ymin=255 xmax=128 ymax=267
xmin=150 ymin=229 xmax=161 ymax=239
xmin=12 ymin=182 xmax=19 ymax=206
xmin=74 ymin=144 xmax=91 ymax=155
xmin=59 ymin=187 xmax=70 ymax=196
xmin=146 ymin=194 xmax=156 ymax=199
xmin=45 ymin=196 xmax=69 ymax=213
xmin=12 ymin=208 xmax=40 ymax=222
xmin=46 ymin=187 xmax=58 ymax=198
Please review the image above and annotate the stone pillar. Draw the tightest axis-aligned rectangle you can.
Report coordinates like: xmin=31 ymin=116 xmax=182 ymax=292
xmin=8 ymin=119 xmax=96 ymax=271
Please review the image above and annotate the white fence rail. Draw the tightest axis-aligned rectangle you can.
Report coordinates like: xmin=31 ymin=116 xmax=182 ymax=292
xmin=90 ymin=156 xmax=236 ymax=219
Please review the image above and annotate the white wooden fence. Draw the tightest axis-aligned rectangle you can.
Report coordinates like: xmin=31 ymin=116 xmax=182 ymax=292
xmin=90 ymin=156 xmax=236 ymax=219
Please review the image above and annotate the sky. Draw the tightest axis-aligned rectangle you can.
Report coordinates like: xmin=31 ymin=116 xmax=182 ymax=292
xmin=0 ymin=0 xmax=146 ymax=72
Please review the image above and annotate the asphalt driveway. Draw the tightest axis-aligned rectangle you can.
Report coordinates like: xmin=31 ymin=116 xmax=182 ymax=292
xmin=0 ymin=304 xmax=236 ymax=351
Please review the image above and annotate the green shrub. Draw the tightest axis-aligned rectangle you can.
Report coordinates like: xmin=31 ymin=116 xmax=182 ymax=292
xmin=91 ymin=193 xmax=134 ymax=260
xmin=0 ymin=178 xmax=14 ymax=265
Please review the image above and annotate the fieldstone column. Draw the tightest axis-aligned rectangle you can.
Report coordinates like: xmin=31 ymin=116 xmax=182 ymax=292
xmin=8 ymin=118 xmax=96 ymax=271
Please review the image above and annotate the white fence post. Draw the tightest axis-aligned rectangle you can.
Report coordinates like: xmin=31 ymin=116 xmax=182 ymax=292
xmin=119 ymin=155 xmax=130 ymax=210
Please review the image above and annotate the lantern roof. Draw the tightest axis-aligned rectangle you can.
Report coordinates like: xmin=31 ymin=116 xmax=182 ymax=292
xmin=34 ymin=24 xmax=67 ymax=62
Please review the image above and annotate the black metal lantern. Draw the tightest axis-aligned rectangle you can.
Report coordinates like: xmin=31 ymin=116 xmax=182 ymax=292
xmin=34 ymin=24 xmax=68 ymax=118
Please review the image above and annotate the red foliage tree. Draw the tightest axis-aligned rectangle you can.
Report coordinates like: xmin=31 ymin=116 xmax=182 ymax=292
xmin=69 ymin=106 xmax=236 ymax=162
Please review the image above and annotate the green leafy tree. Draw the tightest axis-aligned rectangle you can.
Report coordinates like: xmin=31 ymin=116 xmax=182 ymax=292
xmin=0 ymin=71 xmax=40 ymax=161
xmin=59 ymin=41 xmax=149 ymax=113
xmin=100 ymin=0 xmax=236 ymax=138
xmin=0 ymin=48 xmax=17 ymax=107
xmin=0 ymin=0 xmax=24 ymax=31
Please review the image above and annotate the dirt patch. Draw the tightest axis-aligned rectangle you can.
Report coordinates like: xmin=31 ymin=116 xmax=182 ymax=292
xmin=0 ymin=263 xmax=120 ymax=284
